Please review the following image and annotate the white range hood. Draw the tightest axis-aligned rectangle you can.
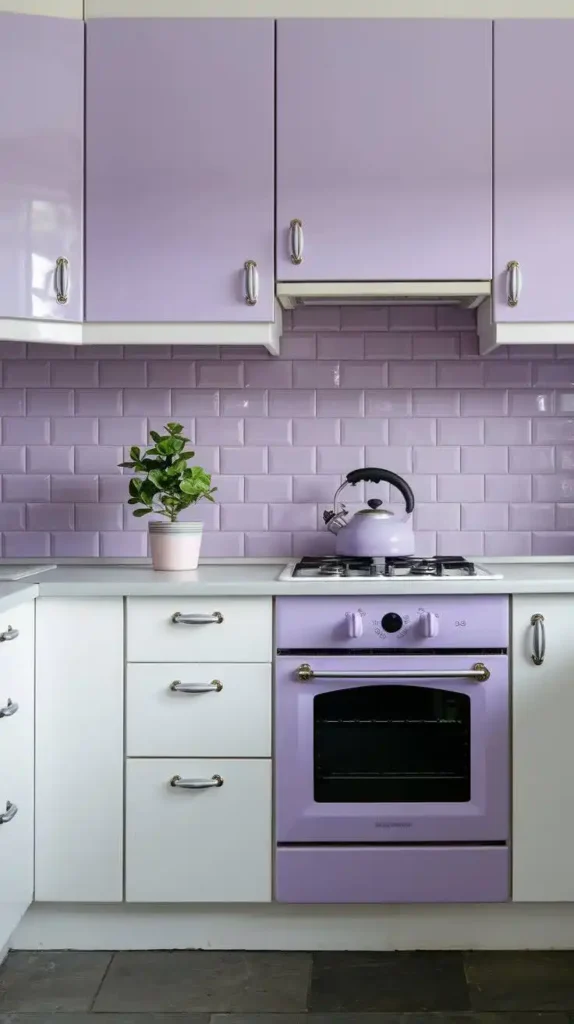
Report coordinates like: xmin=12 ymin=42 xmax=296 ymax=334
xmin=276 ymin=280 xmax=492 ymax=310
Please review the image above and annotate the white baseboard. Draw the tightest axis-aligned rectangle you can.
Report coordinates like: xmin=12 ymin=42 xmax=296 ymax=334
xmin=12 ymin=903 xmax=574 ymax=951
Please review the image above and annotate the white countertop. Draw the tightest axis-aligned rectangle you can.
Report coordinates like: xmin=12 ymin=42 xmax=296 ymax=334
xmin=1 ymin=559 xmax=574 ymax=614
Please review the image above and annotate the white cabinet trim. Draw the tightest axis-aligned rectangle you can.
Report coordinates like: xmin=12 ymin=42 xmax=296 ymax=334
xmin=0 ymin=310 xmax=282 ymax=354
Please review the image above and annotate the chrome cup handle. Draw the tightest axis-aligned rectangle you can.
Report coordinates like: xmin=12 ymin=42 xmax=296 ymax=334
xmin=0 ymin=626 xmax=19 ymax=642
xmin=0 ymin=801 xmax=18 ymax=824
xmin=169 ymin=680 xmax=222 ymax=693
xmin=0 ymin=698 xmax=19 ymax=718
xmin=506 ymin=260 xmax=521 ymax=307
xmin=170 ymin=775 xmax=224 ymax=789
xmin=289 ymin=219 xmax=304 ymax=265
xmin=55 ymin=256 xmax=69 ymax=304
xmin=244 ymin=260 xmax=259 ymax=306
xmin=531 ymin=613 xmax=546 ymax=666
xmin=172 ymin=612 xmax=224 ymax=625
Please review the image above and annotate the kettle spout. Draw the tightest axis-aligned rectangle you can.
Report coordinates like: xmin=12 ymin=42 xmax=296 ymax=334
xmin=323 ymin=508 xmax=348 ymax=535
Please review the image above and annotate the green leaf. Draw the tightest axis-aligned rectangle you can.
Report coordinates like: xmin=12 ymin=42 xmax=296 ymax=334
xmin=128 ymin=478 xmax=143 ymax=498
xmin=149 ymin=430 xmax=163 ymax=443
xmin=129 ymin=446 xmax=141 ymax=461
xmin=118 ymin=461 xmax=136 ymax=469
xmin=155 ymin=437 xmax=177 ymax=456
xmin=166 ymin=422 xmax=184 ymax=434
xmin=132 ymin=508 xmax=152 ymax=517
xmin=166 ymin=458 xmax=188 ymax=476
xmin=148 ymin=469 xmax=167 ymax=489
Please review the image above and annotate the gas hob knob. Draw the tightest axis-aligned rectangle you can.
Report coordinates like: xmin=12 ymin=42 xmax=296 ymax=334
xmin=420 ymin=611 xmax=439 ymax=638
xmin=347 ymin=612 xmax=363 ymax=638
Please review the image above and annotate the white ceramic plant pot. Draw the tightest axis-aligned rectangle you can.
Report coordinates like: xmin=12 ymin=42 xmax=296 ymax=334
xmin=148 ymin=521 xmax=203 ymax=571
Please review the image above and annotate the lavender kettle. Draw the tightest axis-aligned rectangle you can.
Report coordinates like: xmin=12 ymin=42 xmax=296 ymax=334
xmin=323 ymin=467 xmax=415 ymax=557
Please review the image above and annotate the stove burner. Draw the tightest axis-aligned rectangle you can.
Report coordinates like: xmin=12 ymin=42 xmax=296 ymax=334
xmin=319 ymin=563 xmax=345 ymax=576
xmin=291 ymin=554 xmax=483 ymax=580
xmin=385 ymin=556 xmax=477 ymax=578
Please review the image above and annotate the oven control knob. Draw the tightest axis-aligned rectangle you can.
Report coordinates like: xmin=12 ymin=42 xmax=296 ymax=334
xmin=381 ymin=612 xmax=403 ymax=633
xmin=420 ymin=611 xmax=439 ymax=638
xmin=347 ymin=612 xmax=363 ymax=638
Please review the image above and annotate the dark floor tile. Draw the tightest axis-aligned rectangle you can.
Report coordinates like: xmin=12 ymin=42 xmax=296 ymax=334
xmin=465 ymin=951 xmax=574 ymax=1011
xmin=309 ymin=953 xmax=470 ymax=1013
xmin=0 ymin=951 xmax=111 ymax=1012
xmin=0 ymin=1015 xmax=209 ymax=1023
xmin=94 ymin=951 xmax=312 ymax=1014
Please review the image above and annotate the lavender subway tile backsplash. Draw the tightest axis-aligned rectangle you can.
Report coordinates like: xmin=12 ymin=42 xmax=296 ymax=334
xmin=1 ymin=305 xmax=574 ymax=557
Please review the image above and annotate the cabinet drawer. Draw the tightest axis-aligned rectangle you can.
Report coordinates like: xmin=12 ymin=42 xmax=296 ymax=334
xmin=127 ymin=663 xmax=271 ymax=757
xmin=127 ymin=598 xmax=272 ymax=663
xmin=126 ymin=758 xmax=272 ymax=902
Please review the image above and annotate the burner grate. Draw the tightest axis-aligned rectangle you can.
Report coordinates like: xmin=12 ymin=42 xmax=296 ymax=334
xmin=291 ymin=555 xmax=480 ymax=579
xmin=385 ymin=556 xmax=477 ymax=578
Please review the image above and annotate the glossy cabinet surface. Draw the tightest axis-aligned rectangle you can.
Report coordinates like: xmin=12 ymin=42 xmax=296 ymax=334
xmin=494 ymin=21 xmax=574 ymax=323
xmin=86 ymin=19 xmax=274 ymax=323
xmin=276 ymin=20 xmax=492 ymax=283
xmin=0 ymin=14 xmax=84 ymax=322
xmin=0 ymin=603 xmax=34 ymax=951
xmin=512 ymin=595 xmax=574 ymax=901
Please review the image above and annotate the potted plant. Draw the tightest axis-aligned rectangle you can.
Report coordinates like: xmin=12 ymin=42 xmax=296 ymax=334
xmin=120 ymin=422 xmax=216 ymax=571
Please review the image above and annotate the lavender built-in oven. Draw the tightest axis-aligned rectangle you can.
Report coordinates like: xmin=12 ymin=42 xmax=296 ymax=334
xmin=275 ymin=595 xmax=509 ymax=903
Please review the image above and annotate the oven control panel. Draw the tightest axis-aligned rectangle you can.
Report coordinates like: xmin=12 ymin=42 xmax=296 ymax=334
xmin=276 ymin=595 xmax=509 ymax=650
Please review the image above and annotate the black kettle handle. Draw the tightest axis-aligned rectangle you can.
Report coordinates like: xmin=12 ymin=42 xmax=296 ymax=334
xmin=346 ymin=467 xmax=415 ymax=514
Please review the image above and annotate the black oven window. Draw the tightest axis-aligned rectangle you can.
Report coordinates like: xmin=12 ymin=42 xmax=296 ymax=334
xmin=314 ymin=685 xmax=471 ymax=803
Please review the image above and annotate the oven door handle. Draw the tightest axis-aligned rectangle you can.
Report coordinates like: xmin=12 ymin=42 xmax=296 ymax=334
xmin=296 ymin=662 xmax=490 ymax=682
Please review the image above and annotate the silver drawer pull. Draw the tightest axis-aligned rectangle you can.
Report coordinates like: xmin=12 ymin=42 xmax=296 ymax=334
xmin=297 ymin=662 xmax=490 ymax=682
xmin=244 ymin=260 xmax=259 ymax=306
xmin=172 ymin=612 xmax=224 ymax=625
xmin=55 ymin=256 xmax=69 ymax=304
xmin=531 ymin=613 xmax=546 ymax=666
xmin=0 ymin=801 xmax=18 ymax=824
xmin=506 ymin=259 xmax=521 ymax=306
xmin=0 ymin=698 xmax=18 ymax=718
xmin=170 ymin=775 xmax=224 ymax=790
xmin=0 ymin=626 xmax=19 ymax=642
xmin=170 ymin=680 xmax=222 ymax=694
xmin=289 ymin=218 xmax=304 ymax=264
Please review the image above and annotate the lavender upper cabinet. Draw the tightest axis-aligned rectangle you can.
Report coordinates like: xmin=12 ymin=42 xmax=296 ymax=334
xmin=0 ymin=14 xmax=83 ymax=322
xmin=86 ymin=19 xmax=274 ymax=323
xmin=494 ymin=21 xmax=574 ymax=323
xmin=276 ymin=20 xmax=492 ymax=283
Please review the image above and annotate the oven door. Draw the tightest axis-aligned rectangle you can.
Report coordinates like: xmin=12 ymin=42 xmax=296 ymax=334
xmin=275 ymin=655 xmax=508 ymax=843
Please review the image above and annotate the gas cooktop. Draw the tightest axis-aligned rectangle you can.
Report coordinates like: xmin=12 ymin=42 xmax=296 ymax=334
xmin=279 ymin=556 xmax=503 ymax=581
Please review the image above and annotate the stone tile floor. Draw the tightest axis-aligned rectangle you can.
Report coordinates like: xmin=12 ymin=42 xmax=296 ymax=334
xmin=1 ymin=950 xmax=574 ymax=1022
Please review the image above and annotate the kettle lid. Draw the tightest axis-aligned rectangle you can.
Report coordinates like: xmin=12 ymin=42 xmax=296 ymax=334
xmin=356 ymin=498 xmax=394 ymax=518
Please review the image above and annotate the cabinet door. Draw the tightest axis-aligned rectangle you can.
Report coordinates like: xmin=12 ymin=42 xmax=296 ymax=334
xmin=0 ymin=14 xmax=83 ymax=322
xmin=512 ymin=595 xmax=574 ymax=901
xmin=277 ymin=20 xmax=491 ymax=283
xmin=494 ymin=21 xmax=574 ymax=323
xmin=86 ymin=19 xmax=274 ymax=323
xmin=0 ymin=602 xmax=34 ymax=951
xmin=35 ymin=598 xmax=124 ymax=901
xmin=126 ymin=759 xmax=272 ymax=902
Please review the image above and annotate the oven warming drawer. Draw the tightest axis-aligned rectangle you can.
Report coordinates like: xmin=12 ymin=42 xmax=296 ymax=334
xmin=276 ymin=845 xmax=509 ymax=903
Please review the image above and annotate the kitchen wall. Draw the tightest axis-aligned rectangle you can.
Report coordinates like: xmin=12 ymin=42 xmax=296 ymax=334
xmin=0 ymin=304 xmax=572 ymax=558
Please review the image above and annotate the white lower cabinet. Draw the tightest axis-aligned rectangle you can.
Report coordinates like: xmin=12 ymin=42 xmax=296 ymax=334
xmin=0 ymin=602 xmax=34 ymax=950
xmin=512 ymin=594 xmax=574 ymax=901
xmin=126 ymin=758 xmax=272 ymax=903
xmin=35 ymin=598 xmax=124 ymax=902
